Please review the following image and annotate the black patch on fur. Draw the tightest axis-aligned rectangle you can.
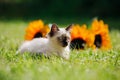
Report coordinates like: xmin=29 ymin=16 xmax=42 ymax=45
xmin=62 ymin=41 xmax=68 ymax=47
xmin=57 ymin=35 xmax=70 ymax=47
xmin=62 ymin=36 xmax=69 ymax=47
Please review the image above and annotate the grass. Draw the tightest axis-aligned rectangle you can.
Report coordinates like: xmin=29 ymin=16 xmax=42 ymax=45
xmin=0 ymin=19 xmax=120 ymax=80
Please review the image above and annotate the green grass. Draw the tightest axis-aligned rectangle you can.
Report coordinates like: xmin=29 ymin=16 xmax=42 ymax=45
xmin=0 ymin=20 xmax=120 ymax=80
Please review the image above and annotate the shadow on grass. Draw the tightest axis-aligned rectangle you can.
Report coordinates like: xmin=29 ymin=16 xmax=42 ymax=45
xmin=30 ymin=54 xmax=50 ymax=60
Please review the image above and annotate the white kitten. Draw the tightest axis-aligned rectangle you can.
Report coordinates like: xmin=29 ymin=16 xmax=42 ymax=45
xmin=17 ymin=24 xmax=73 ymax=59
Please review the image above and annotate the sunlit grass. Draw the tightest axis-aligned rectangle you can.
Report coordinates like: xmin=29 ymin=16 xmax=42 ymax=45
xmin=0 ymin=20 xmax=120 ymax=80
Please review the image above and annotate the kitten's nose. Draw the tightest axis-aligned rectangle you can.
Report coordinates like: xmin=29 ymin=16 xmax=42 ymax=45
xmin=62 ymin=39 xmax=69 ymax=47
xmin=62 ymin=41 xmax=68 ymax=47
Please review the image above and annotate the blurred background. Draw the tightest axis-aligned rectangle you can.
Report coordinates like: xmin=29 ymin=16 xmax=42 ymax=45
xmin=0 ymin=0 xmax=120 ymax=19
xmin=0 ymin=0 xmax=120 ymax=30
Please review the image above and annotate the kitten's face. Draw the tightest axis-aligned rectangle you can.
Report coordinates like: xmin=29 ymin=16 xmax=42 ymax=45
xmin=56 ymin=30 xmax=71 ymax=47
xmin=48 ymin=24 xmax=73 ymax=47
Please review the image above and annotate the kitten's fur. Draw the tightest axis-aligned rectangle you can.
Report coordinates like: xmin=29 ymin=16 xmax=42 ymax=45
xmin=17 ymin=24 xmax=73 ymax=59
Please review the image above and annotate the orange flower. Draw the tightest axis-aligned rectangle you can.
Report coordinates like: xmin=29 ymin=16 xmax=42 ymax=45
xmin=25 ymin=20 xmax=50 ymax=40
xmin=70 ymin=24 xmax=94 ymax=49
xmin=91 ymin=19 xmax=112 ymax=49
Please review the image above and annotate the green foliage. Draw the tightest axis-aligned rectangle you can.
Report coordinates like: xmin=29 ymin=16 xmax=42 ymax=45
xmin=0 ymin=20 xmax=120 ymax=80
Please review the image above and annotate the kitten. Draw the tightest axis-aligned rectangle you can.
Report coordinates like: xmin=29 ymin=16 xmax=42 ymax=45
xmin=17 ymin=24 xmax=73 ymax=59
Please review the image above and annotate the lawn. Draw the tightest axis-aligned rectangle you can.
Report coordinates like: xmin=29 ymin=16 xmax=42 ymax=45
xmin=0 ymin=19 xmax=120 ymax=80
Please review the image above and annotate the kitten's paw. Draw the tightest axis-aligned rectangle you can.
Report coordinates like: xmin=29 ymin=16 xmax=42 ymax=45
xmin=62 ymin=53 xmax=70 ymax=60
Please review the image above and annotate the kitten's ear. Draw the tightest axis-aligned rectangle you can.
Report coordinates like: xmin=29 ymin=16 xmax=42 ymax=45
xmin=49 ymin=23 xmax=59 ymax=37
xmin=51 ymin=23 xmax=59 ymax=32
xmin=66 ymin=24 xmax=74 ymax=32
